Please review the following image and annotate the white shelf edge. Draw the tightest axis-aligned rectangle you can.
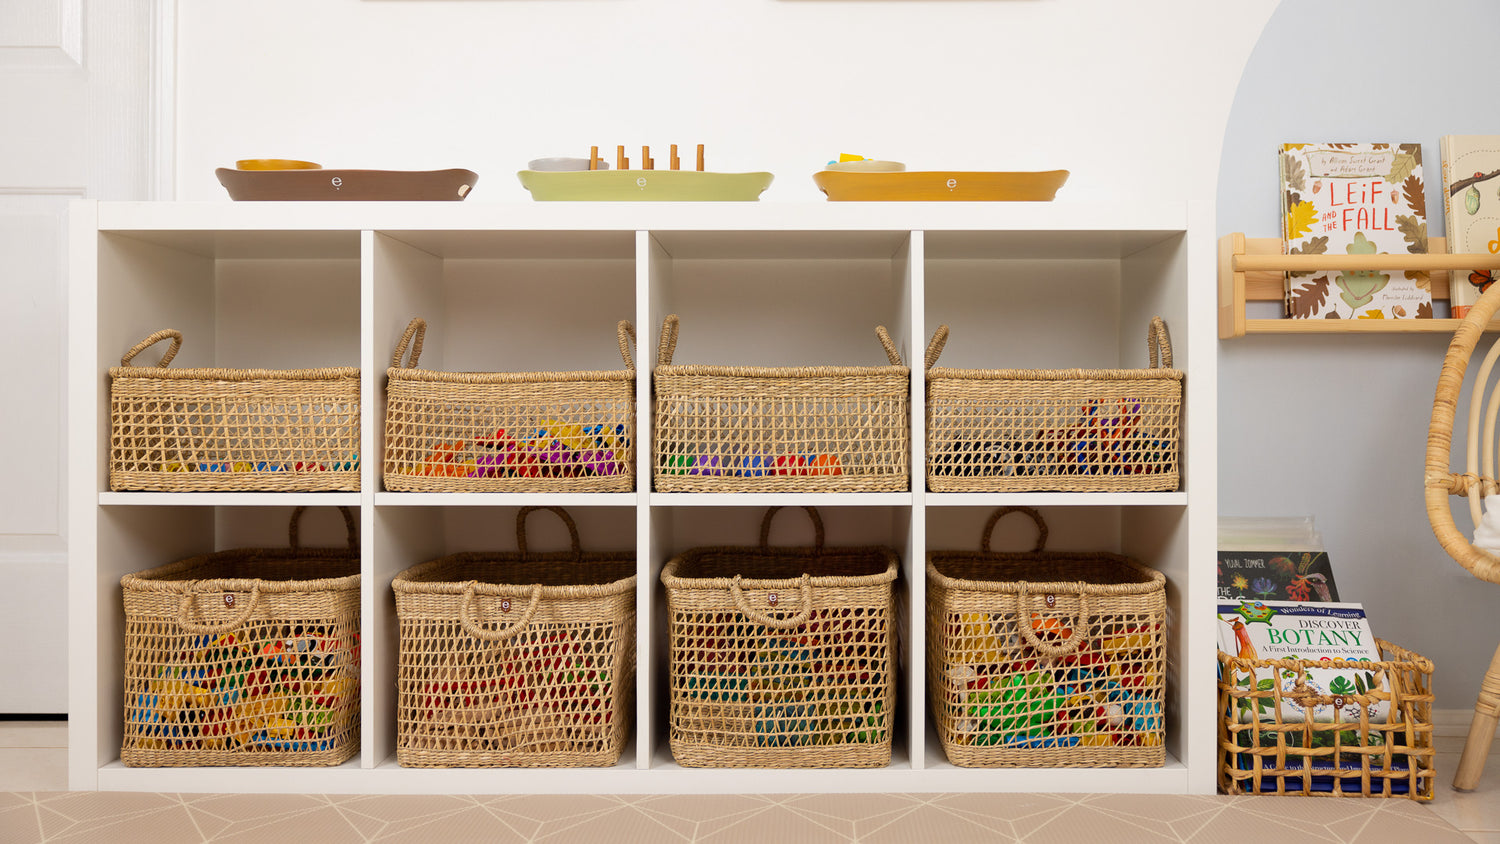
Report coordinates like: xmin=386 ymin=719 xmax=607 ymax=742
xmin=99 ymin=492 xmax=363 ymax=507
xmin=923 ymin=492 xmax=1188 ymax=507
xmin=375 ymin=492 xmax=640 ymax=507
xmin=649 ymin=492 xmax=914 ymax=507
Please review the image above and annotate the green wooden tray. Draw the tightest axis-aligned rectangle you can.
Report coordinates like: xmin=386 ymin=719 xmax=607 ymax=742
xmin=517 ymin=170 xmax=773 ymax=201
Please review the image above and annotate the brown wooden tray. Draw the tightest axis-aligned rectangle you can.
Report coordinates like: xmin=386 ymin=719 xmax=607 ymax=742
xmin=215 ymin=168 xmax=478 ymax=201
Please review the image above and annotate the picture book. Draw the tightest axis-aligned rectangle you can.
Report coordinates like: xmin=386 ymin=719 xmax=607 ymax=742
xmin=1440 ymin=135 xmax=1500 ymax=318
xmin=1217 ymin=550 xmax=1340 ymax=603
xmin=1216 ymin=600 xmax=1387 ymax=724
xmin=1280 ymin=143 xmax=1431 ymax=320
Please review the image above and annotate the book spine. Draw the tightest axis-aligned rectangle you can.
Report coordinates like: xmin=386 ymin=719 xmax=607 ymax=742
xmin=1441 ymin=137 xmax=1473 ymax=317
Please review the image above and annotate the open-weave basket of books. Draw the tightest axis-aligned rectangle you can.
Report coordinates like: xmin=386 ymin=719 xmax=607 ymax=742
xmin=652 ymin=314 xmax=910 ymax=492
xmin=109 ymin=329 xmax=360 ymax=492
xmin=392 ymin=506 xmax=636 ymax=768
xmin=119 ymin=507 xmax=361 ymax=767
xmin=925 ymin=318 xmax=1181 ymax=492
xmin=1217 ymin=640 xmax=1436 ymax=799
xmin=927 ymin=506 xmax=1167 ymax=768
xmin=661 ymin=506 xmax=898 ymax=768
xmin=384 ymin=318 xmax=636 ymax=492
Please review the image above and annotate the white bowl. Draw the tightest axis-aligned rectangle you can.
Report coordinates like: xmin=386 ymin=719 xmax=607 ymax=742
xmin=527 ymin=157 xmax=609 ymax=172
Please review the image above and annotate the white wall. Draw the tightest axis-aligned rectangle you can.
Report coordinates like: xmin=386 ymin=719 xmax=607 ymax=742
xmin=175 ymin=0 xmax=1278 ymax=204
xmin=1218 ymin=0 xmax=1500 ymax=709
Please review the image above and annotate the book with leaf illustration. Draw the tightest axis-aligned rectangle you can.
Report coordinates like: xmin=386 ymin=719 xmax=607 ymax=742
xmin=1280 ymin=143 xmax=1431 ymax=320
xmin=1216 ymin=600 xmax=1388 ymax=725
xmin=1217 ymin=551 xmax=1340 ymax=603
xmin=1440 ymin=135 xmax=1500 ymax=318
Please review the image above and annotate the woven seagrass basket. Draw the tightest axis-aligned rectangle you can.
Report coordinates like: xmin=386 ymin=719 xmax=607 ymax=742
xmin=108 ymin=329 xmax=360 ymax=492
xmin=384 ymin=318 xmax=636 ymax=493
xmin=120 ymin=507 xmax=361 ymax=767
xmin=925 ymin=318 xmax=1181 ymax=492
xmin=1217 ymin=640 xmax=1435 ymax=799
xmin=392 ymin=506 xmax=636 ymax=768
xmin=662 ymin=506 xmax=898 ymax=768
xmin=927 ymin=506 xmax=1167 ymax=768
xmin=652 ymin=314 xmax=910 ymax=492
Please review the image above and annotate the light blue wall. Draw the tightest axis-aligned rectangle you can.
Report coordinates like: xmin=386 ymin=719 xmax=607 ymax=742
xmin=1218 ymin=0 xmax=1500 ymax=708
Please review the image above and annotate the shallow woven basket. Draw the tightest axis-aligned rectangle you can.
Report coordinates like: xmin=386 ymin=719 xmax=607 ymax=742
xmin=392 ymin=506 xmax=636 ymax=768
xmin=662 ymin=506 xmax=898 ymax=768
xmin=1217 ymin=640 xmax=1435 ymax=800
xmin=384 ymin=317 xmax=636 ymax=493
xmin=652 ymin=314 xmax=910 ymax=492
xmin=120 ymin=507 xmax=361 ymax=767
xmin=109 ymin=329 xmax=360 ymax=492
xmin=925 ymin=318 xmax=1181 ymax=492
xmin=927 ymin=506 xmax=1167 ymax=768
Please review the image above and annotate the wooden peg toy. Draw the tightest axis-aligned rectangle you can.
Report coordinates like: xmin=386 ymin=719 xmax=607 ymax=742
xmin=617 ymin=145 xmax=628 ymax=170
xmin=696 ymin=144 xmax=705 ymax=172
xmin=589 ymin=146 xmax=600 ymax=171
xmin=670 ymin=145 xmax=680 ymax=171
xmin=642 ymin=146 xmax=653 ymax=170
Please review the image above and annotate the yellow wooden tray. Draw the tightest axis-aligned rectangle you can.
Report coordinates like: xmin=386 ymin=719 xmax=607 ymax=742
xmin=518 ymin=170 xmax=773 ymax=201
xmin=813 ymin=170 xmax=1068 ymax=201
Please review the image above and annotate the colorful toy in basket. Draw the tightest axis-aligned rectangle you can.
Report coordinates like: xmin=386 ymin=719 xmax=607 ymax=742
xmin=927 ymin=507 xmax=1167 ymax=767
xmin=384 ymin=318 xmax=636 ymax=492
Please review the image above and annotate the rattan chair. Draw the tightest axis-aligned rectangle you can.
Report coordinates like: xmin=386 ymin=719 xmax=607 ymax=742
xmin=1424 ymin=285 xmax=1500 ymax=791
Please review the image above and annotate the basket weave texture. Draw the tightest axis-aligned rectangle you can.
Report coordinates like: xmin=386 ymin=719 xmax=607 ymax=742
xmin=652 ymin=315 xmax=910 ymax=492
xmin=927 ymin=507 xmax=1167 ymax=768
xmin=662 ymin=507 xmax=898 ymax=768
xmin=120 ymin=507 xmax=361 ymax=767
xmin=384 ymin=318 xmax=636 ymax=493
xmin=392 ymin=506 xmax=636 ymax=768
xmin=108 ymin=330 xmax=360 ymax=492
xmin=1217 ymin=640 xmax=1435 ymax=799
xmin=925 ymin=318 xmax=1181 ymax=492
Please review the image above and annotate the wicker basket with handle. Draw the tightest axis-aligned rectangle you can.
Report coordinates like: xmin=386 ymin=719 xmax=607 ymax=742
xmin=384 ymin=317 xmax=636 ymax=492
xmin=109 ymin=329 xmax=360 ymax=492
xmin=662 ymin=506 xmax=898 ymax=768
xmin=925 ymin=318 xmax=1181 ymax=492
xmin=392 ymin=506 xmax=636 ymax=767
xmin=120 ymin=507 xmax=361 ymax=767
xmin=652 ymin=314 xmax=910 ymax=492
xmin=927 ymin=506 xmax=1167 ymax=768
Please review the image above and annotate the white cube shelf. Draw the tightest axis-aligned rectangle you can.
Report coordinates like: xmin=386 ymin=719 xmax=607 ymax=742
xmin=69 ymin=200 xmax=1215 ymax=795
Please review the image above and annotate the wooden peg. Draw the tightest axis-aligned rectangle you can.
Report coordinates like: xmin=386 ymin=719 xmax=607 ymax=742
xmin=696 ymin=144 xmax=705 ymax=172
xmin=617 ymin=145 xmax=628 ymax=170
xmin=589 ymin=146 xmax=599 ymax=171
xmin=642 ymin=146 xmax=653 ymax=171
xmin=670 ymin=144 xmax=680 ymax=171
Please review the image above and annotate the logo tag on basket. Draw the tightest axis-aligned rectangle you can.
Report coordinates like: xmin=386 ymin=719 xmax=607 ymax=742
xmin=500 ymin=599 xmax=512 ymax=612
xmin=767 ymin=593 xmax=779 ymax=606
xmin=1045 ymin=594 xmax=1056 ymax=608
xmin=223 ymin=593 xmax=235 ymax=608
xmin=1333 ymin=696 xmax=1345 ymax=708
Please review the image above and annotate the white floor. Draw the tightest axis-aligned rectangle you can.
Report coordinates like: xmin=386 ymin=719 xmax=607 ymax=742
xmin=2 ymin=714 xmax=1496 ymax=842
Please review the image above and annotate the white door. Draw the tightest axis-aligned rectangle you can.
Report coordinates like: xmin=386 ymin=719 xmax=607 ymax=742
xmin=0 ymin=0 xmax=162 ymax=712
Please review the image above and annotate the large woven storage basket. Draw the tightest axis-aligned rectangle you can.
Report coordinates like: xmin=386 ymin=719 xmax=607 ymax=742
xmin=120 ymin=507 xmax=361 ymax=767
xmin=392 ymin=506 xmax=636 ymax=767
xmin=109 ymin=330 xmax=360 ymax=492
xmin=652 ymin=314 xmax=910 ymax=492
xmin=662 ymin=506 xmax=898 ymax=768
xmin=384 ymin=318 xmax=636 ymax=492
xmin=925 ymin=318 xmax=1181 ymax=492
xmin=927 ymin=507 xmax=1167 ymax=768
xmin=1217 ymin=640 xmax=1435 ymax=799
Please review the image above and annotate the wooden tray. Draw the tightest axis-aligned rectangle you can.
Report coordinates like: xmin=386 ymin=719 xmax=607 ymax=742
xmin=813 ymin=170 xmax=1068 ymax=201
xmin=216 ymin=168 xmax=478 ymax=201
xmin=518 ymin=170 xmax=773 ymax=201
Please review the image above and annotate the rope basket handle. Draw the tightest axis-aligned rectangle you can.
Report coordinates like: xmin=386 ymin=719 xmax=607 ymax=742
xmin=176 ymin=582 xmax=262 ymax=635
xmin=289 ymin=506 xmax=359 ymax=551
xmin=458 ymin=582 xmax=543 ymax=642
xmin=1147 ymin=317 xmax=1172 ymax=370
xmin=980 ymin=506 xmax=1048 ymax=553
xmin=616 ymin=320 xmax=636 ymax=370
xmin=925 ymin=324 xmax=950 ymax=370
xmin=875 ymin=325 xmax=904 ymax=366
xmin=1013 ymin=585 xmax=1091 ymax=658
xmin=391 ymin=318 xmax=426 ymax=368
xmin=759 ymin=506 xmax=825 ymax=554
xmin=730 ymin=573 xmax=813 ymax=629
xmin=657 ymin=314 xmax=680 ymax=367
xmin=120 ymin=329 xmax=183 ymax=368
xmin=516 ymin=505 xmax=582 ymax=561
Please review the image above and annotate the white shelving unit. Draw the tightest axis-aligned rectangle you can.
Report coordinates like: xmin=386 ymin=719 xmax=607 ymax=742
xmin=68 ymin=200 xmax=1216 ymax=795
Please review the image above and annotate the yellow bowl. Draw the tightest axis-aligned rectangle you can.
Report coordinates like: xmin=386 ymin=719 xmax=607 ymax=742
xmin=235 ymin=159 xmax=322 ymax=171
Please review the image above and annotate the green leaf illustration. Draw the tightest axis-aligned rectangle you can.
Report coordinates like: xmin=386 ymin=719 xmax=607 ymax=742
xmin=1329 ymin=675 xmax=1356 ymax=695
xmin=1337 ymin=233 xmax=1390 ymax=310
xmin=1283 ymin=153 xmax=1307 ymax=192
xmin=1387 ymin=152 xmax=1417 ymax=185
